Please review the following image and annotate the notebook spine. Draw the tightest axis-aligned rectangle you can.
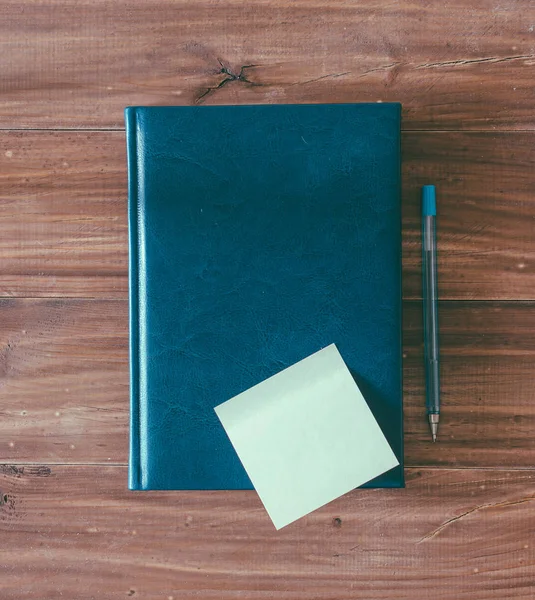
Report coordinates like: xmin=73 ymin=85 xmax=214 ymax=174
xmin=395 ymin=103 xmax=405 ymax=487
xmin=125 ymin=107 xmax=142 ymax=490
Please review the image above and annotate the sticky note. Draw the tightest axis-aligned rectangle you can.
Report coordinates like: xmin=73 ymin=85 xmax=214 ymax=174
xmin=214 ymin=344 xmax=399 ymax=529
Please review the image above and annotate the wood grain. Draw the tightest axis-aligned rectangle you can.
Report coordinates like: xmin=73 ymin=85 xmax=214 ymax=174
xmin=1 ymin=465 xmax=535 ymax=599
xmin=402 ymin=132 xmax=535 ymax=300
xmin=3 ymin=0 xmax=534 ymax=596
xmin=0 ymin=131 xmax=128 ymax=298
xmin=2 ymin=131 xmax=535 ymax=299
xmin=2 ymin=299 xmax=535 ymax=468
xmin=403 ymin=301 xmax=535 ymax=467
xmin=1 ymin=0 xmax=534 ymax=130
xmin=0 ymin=299 xmax=129 ymax=463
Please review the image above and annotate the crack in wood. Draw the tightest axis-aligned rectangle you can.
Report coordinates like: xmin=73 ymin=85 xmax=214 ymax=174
xmin=196 ymin=61 xmax=261 ymax=103
xmin=417 ymin=496 xmax=535 ymax=543
xmin=416 ymin=54 xmax=535 ymax=69
xmin=290 ymin=71 xmax=351 ymax=87
xmin=357 ymin=62 xmax=401 ymax=77
xmin=195 ymin=52 xmax=532 ymax=100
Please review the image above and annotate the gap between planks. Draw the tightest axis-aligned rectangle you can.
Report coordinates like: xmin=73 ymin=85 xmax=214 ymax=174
xmin=4 ymin=298 xmax=535 ymax=303
xmin=2 ymin=463 xmax=535 ymax=472
xmin=1 ymin=128 xmax=535 ymax=133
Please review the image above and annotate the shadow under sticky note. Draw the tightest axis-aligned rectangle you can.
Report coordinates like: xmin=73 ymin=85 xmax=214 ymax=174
xmin=214 ymin=344 xmax=399 ymax=529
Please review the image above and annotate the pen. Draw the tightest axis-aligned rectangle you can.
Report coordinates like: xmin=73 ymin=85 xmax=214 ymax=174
xmin=422 ymin=185 xmax=440 ymax=442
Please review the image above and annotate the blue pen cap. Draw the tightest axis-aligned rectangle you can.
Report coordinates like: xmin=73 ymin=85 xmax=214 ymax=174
xmin=422 ymin=185 xmax=436 ymax=216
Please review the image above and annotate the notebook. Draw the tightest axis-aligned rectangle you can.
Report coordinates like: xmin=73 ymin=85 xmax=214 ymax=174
xmin=126 ymin=103 xmax=403 ymax=491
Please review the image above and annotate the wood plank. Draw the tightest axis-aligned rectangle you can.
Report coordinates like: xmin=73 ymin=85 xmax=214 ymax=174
xmin=1 ymin=0 xmax=534 ymax=130
xmin=0 ymin=299 xmax=129 ymax=463
xmin=2 ymin=131 xmax=535 ymax=299
xmin=2 ymin=299 xmax=535 ymax=468
xmin=0 ymin=131 xmax=128 ymax=298
xmin=402 ymin=131 xmax=535 ymax=300
xmin=1 ymin=465 xmax=534 ymax=599
xmin=403 ymin=301 xmax=535 ymax=467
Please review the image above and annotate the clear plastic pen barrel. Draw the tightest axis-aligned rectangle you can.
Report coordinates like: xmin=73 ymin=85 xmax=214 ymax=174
xmin=423 ymin=214 xmax=440 ymax=415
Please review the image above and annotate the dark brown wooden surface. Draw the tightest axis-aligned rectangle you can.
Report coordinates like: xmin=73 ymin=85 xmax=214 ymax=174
xmin=1 ymin=0 xmax=534 ymax=130
xmin=2 ymin=299 xmax=535 ymax=469
xmin=402 ymin=132 xmax=535 ymax=301
xmin=2 ymin=131 xmax=535 ymax=300
xmin=1 ymin=466 xmax=535 ymax=600
xmin=0 ymin=132 xmax=128 ymax=298
xmin=2 ymin=0 xmax=535 ymax=597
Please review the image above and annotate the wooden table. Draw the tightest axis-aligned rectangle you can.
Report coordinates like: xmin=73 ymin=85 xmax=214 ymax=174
xmin=1 ymin=1 xmax=535 ymax=598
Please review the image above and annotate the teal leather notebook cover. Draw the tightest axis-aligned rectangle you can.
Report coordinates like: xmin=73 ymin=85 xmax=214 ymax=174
xmin=126 ymin=103 xmax=403 ymax=491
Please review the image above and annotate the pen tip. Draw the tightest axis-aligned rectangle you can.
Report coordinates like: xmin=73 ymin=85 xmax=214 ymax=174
xmin=428 ymin=415 xmax=439 ymax=442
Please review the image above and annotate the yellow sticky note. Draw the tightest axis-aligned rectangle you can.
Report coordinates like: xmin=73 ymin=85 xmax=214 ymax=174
xmin=214 ymin=344 xmax=399 ymax=529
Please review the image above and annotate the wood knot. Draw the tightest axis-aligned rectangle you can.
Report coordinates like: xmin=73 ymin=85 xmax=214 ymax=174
xmin=333 ymin=517 xmax=342 ymax=528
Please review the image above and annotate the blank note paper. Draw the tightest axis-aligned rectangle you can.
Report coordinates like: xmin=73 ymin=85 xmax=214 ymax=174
xmin=214 ymin=344 xmax=399 ymax=529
